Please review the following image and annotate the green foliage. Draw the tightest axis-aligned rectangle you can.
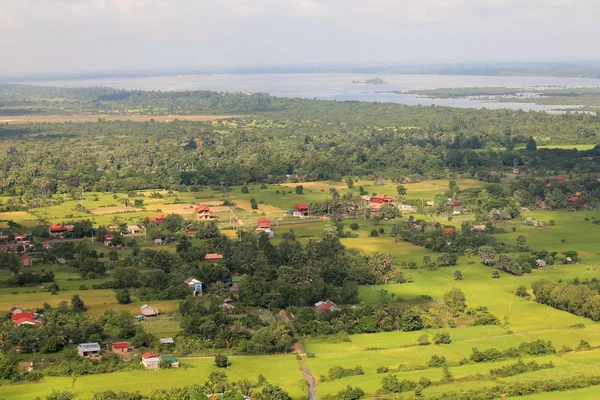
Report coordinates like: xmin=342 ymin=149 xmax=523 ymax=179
xmin=215 ymin=354 xmax=230 ymax=368
xmin=433 ymin=331 xmax=452 ymax=344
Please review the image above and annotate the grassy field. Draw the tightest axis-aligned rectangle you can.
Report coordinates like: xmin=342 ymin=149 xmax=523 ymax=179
xmin=3 ymin=179 xmax=600 ymax=398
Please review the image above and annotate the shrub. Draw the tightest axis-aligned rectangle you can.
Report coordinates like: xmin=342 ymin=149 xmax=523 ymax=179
xmin=417 ymin=334 xmax=430 ymax=346
xmin=349 ymin=223 xmax=360 ymax=230
xmin=327 ymin=365 xmax=364 ymax=380
xmin=215 ymin=354 xmax=230 ymax=368
xmin=433 ymin=331 xmax=452 ymax=344
xmin=376 ymin=366 xmax=389 ymax=374
xmin=453 ymin=270 xmax=463 ymax=280
xmin=427 ymin=354 xmax=447 ymax=367
xmin=369 ymin=230 xmax=379 ymax=237
xmin=492 ymin=269 xmax=500 ymax=279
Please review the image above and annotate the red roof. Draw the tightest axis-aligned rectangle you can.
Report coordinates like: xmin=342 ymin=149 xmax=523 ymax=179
xmin=21 ymin=254 xmax=32 ymax=260
xmin=12 ymin=312 xmax=35 ymax=322
xmin=14 ymin=317 xmax=37 ymax=327
xmin=205 ymin=253 xmax=223 ymax=260
xmin=112 ymin=342 xmax=129 ymax=349
xmin=556 ymin=176 xmax=565 ymax=182
xmin=545 ymin=183 xmax=552 ymax=188
xmin=155 ymin=215 xmax=166 ymax=220
xmin=257 ymin=218 xmax=271 ymax=228
xmin=105 ymin=234 xmax=115 ymax=240
xmin=49 ymin=223 xmax=66 ymax=232
xmin=41 ymin=241 xmax=50 ymax=246
xmin=295 ymin=204 xmax=309 ymax=209
xmin=142 ymin=352 xmax=158 ymax=359
xmin=196 ymin=204 xmax=210 ymax=212
xmin=444 ymin=227 xmax=457 ymax=234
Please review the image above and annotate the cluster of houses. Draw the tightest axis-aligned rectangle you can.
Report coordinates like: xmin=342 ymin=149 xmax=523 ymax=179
xmin=314 ymin=300 xmax=341 ymax=313
xmin=75 ymin=341 xmax=179 ymax=369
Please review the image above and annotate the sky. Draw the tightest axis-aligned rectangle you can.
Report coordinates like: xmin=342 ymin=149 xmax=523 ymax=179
xmin=0 ymin=0 xmax=599 ymax=75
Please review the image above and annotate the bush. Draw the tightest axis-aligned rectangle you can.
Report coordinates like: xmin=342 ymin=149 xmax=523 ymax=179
xmin=376 ymin=366 xmax=389 ymax=373
xmin=369 ymin=230 xmax=379 ymax=237
xmin=349 ymin=223 xmax=360 ymax=230
xmin=417 ymin=334 xmax=430 ymax=346
xmin=453 ymin=270 xmax=463 ymax=280
xmin=433 ymin=331 xmax=452 ymax=344
xmin=241 ymin=185 xmax=249 ymax=193
xmin=215 ymin=354 xmax=230 ymax=368
xmin=492 ymin=269 xmax=500 ymax=279
xmin=327 ymin=365 xmax=364 ymax=380
xmin=515 ymin=285 xmax=529 ymax=298
xmin=428 ymin=354 xmax=447 ymax=367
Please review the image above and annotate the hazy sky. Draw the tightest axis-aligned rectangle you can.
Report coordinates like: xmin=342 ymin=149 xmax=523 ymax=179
xmin=1 ymin=0 xmax=598 ymax=75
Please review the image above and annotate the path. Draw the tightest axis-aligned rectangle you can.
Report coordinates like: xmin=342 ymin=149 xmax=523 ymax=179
xmin=280 ymin=309 xmax=316 ymax=400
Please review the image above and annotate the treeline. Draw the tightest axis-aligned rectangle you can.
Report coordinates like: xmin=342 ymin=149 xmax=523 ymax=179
xmin=532 ymin=278 xmax=600 ymax=321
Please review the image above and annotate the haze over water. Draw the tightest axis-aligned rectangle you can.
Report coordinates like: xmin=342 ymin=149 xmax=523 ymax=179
xmin=29 ymin=73 xmax=600 ymax=112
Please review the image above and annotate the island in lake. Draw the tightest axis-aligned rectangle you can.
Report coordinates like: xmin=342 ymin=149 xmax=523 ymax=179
xmin=352 ymin=77 xmax=387 ymax=84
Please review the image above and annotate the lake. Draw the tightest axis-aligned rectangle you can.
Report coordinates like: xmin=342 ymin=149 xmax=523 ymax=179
xmin=26 ymin=73 xmax=600 ymax=112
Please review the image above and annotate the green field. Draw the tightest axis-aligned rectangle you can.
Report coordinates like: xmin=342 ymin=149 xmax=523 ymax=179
xmin=3 ymin=179 xmax=600 ymax=399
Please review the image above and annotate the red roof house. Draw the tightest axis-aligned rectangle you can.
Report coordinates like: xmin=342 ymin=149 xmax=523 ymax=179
xmin=195 ymin=204 xmax=211 ymax=220
xmin=205 ymin=253 xmax=224 ymax=263
xmin=111 ymin=342 xmax=131 ymax=354
xmin=154 ymin=215 xmax=166 ymax=225
xmin=556 ymin=176 xmax=566 ymax=182
xmin=49 ymin=223 xmax=68 ymax=234
xmin=11 ymin=313 xmax=37 ymax=327
xmin=294 ymin=204 xmax=310 ymax=217
xmin=369 ymin=194 xmax=395 ymax=205
xmin=257 ymin=218 xmax=271 ymax=229
xmin=314 ymin=300 xmax=341 ymax=313
xmin=444 ymin=227 xmax=457 ymax=234
xmin=21 ymin=254 xmax=33 ymax=267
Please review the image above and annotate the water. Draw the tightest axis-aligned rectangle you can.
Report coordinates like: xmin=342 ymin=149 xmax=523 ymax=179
xmin=27 ymin=73 xmax=600 ymax=112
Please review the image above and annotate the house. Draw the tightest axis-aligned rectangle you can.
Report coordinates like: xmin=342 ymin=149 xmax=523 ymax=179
xmin=535 ymin=259 xmax=547 ymax=268
xmin=77 ymin=343 xmax=101 ymax=358
xmin=159 ymin=337 xmax=174 ymax=345
xmin=556 ymin=176 xmax=566 ymax=182
xmin=160 ymin=355 xmax=179 ymax=368
xmin=154 ymin=215 xmax=166 ymax=225
xmin=21 ymin=254 xmax=33 ymax=267
xmin=18 ymin=361 xmax=34 ymax=372
xmin=41 ymin=241 xmax=51 ymax=250
xmin=10 ymin=306 xmax=23 ymax=315
xmin=140 ymin=304 xmax=159 ymax=317
xmin=153 ymin=238 xmax=164 ymax=245
xmin=184 ymin=277 xmax=203 ymax=291
xmin=472 ymin=225 xmax=486 ymax=232
xmin=108 ymin=225 xmax=120 ymax=233
xmin=314 ymin=300 xmax=341 ymax=313
xmin=104 ymin=234 xmax=115 ymax=246
xmin=449 ymin=201 xmax=463 ymax=214
xmin=545 ymin=183 xmax=552 ymax=188
xmin=127 ymin=225 xmax=142 ymax=234
xmin=195 ymin=204 xmax=211 ymax=220
xmin=185 ymin=227 xmax=198 ymax=238
xmin=141 ymin=352 xmax=160 ymax=369
xmin=369 ymin=194 xmax=395 ymax=206
xmin=48 ymin=223 xmax=68 ymax=236
xmin=205 ymin=253 xmax=224 ymax=263
xmin=566 ymin=257 xmax=573 ymax=263
xmin=257 ymin=218 xmax=271 ymax=231
xmin=111 ymin=342 xmax=131 ymax=354
xmin=57 ymin=257 xmax=68 ymax=265
xmin=294 ymin=204 xmax=310 ymax=217
xmin=11 ymin=312 xmax=37 ymax=327
xmin=398 ymin=204 xmax=415 ymax=213
xmin=443 ymin=227 xmax=457 ymax=235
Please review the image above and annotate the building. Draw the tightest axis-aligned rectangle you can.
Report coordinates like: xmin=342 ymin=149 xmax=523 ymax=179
xmin=154 ymin=215 xmax=166 ymax=225
xmin=41 ymin=241 xmax=51 ymax=250
xmin=48 ymin=223 xmax=68 ymax=236
xmin=443 ymin=227 xmax=457 ymax=235
xmin=230 ymin=273 xmax=242 ymax=294
xmin=140 ymin=304 xmax=159 ymax=317
xmin=536 ymin=259 xmax=547 ymax=268
xmin=369 ymin=194 xmax=395 ymax=206
xmin=160 ymin=355 xmax=179 ymax=368
xmin=11 ymin=312 xmax=37 ymax=327
xmin=205 ymin=253 xmax=223 ymax=263
xmin=108 ymin=225 xmax=120 ymax=233
xmin=472 ymin=225 xmax=486 ymax=232
xmin=111 ymin=342 xmax=131 ymax=354
xmin=195 ymin=204 xmax=211 ymax=220
xmin=141 ymin=352 xmax=160 ymax=369
xmin=556 ymin=176 xmax=566 ymax=182
xmin=78 ymin=343 xmax=101 ymax=358
xmin=127 ymin=225 xmax=142 ymax=234
xmin=21 ymin=254 xmax=33 ymax=267
xmin=10 ymin=306 xmax=23 ymax=315
xmin=294 ymin=204 xmax=310 ymax=217
xmin=154 ymin=238 xmax=164 ymax=245
xmin=314 ymin=300 xmax=341 ymax=313
xmin=257 ymin=218 xmax=271 ymax=231
xmin=104 ymin=234 xmax=115 ymax=246
xmin=184 ymin=277 xmax=203 ymax=291
xmin=398 ymin=204 xmax=415 ymax=213
xmin=449 ymin=201 xmax=463 ymax=214
xmin=159 ymin=337 xmax=174 ymax=345
xmin=185 ymin=227 xmax=198 ymax=238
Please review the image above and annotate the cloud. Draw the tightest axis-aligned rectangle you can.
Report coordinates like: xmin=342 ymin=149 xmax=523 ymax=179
xmin=0 ymin=0 xmax=599 ymax=75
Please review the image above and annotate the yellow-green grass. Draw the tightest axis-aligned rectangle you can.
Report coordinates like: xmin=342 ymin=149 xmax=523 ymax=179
xmin=0 ymin=355 xmax=306 ymax=399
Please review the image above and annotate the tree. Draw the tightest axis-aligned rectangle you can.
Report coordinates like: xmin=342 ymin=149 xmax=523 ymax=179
xmin=215 ymin=354 xmax=230 ymax=368
xmin=349 ymin=223 xmax=359 ymax=230
xmin=516 ymin=235 xmax=527 ymax=250
xmin=250 ymin=198 xmax=258 ymax=210
xmin=241 ymin=185 xmax=249 ymax=194
xmin=492 ymin=269 xmax=500 ymax=279
xmin=345 ymin=176 xmax=354 ymax=189
xmin=396 ymin=184 xmax=407 ymax=196
xmin=0 ymin=252 xmax=20 ymax=274
xmin=516 ymin=285 xmax=530 ymax=298
xmin=71 ymin=294 xmax=87 ymax=312
xmin=464 ymin=248 xmax=474 ymax=260
xmin=526 ymin=137 xmax=537 ymax=151
xmin=478 ymin=246 xmax=496 ymax=265
xmin=295 ymin=185 xmax=304 ymax=195
xmin=433 ymin=331 xmax=452 ymax=344
xmin=417 ymin=334 xmax=430 ymax=346
xmin=453 ymin=270 xmax=463 ymax=280
xmin=115 ymin=289 xmax=131 ymax=304
xmin=443 ymin=288 xmax=466 ymax=314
